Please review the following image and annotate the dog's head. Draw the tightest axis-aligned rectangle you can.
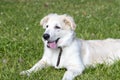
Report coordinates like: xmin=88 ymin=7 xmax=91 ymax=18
xmin=40 ymin=14 xmax=76 ymax=49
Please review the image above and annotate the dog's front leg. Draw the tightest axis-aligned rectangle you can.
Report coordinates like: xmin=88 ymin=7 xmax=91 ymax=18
xmin=62 ymin=65 xmax=85 ymax=80
xmin=20 ymin=59 xmax=47 ymax=76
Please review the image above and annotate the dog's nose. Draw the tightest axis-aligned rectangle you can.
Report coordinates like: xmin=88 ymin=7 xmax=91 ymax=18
xmin=43 ymin=34 xmax=50 ymax=40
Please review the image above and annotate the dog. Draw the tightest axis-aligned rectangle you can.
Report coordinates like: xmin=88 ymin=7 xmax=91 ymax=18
xmin=20 ymin=13 xmax=120 ymax=80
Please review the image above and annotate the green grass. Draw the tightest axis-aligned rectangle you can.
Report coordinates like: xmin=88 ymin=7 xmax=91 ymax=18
xmin=0 ymin=0 xmax=120 ymax=80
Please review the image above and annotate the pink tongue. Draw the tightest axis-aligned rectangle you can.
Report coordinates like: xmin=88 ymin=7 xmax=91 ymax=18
xmin=48 ymin=42 xmax=57 ymax=49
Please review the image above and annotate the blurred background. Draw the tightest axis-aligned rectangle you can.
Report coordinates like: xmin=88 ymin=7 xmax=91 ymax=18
xmin=0 ymin=0 xmax=120 ymax=80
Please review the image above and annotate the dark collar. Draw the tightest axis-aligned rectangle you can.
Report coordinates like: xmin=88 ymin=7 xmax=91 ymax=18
xmin=56 ymin=47 xmax=63 ymax=66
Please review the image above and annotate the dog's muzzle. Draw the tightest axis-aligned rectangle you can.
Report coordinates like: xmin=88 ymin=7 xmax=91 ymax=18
xmin=43 ymin=34 xmax=60 ymax=49
xmin=47 ymin=38 xmax=60 ymax=49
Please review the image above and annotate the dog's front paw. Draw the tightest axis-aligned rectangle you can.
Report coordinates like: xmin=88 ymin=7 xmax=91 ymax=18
xmin=62 ymin=71 xmax=73 ymax=80
xmin=20 ymin=70 xmax=31 ymax=76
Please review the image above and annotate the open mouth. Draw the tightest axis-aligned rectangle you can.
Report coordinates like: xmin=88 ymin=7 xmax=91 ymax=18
xmin=47 ymin=38 xmax=60 ymax=49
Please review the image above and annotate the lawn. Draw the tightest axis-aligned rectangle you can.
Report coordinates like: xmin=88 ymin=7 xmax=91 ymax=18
xmin=0 ymin=0 xmax=120 ymax=80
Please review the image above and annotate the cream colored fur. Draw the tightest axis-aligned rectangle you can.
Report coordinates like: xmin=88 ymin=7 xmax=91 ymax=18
xmin=20 ymin=14 xmax=120 ymax=80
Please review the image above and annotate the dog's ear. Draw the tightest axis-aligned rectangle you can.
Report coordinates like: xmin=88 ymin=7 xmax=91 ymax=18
xmin=63 ymin=14 xmax=76 ymax=30
xmin=40 ymin=14 xmax=58 ymax=27
xmin=40 ymin=15 xmax=49 ymax=27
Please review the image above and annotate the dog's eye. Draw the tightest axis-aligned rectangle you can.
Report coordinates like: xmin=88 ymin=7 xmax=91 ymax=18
xmin=46 ymin=25 xmax=48 ymax=28
xmin=55 ymin=26 xmax=61 ymax=29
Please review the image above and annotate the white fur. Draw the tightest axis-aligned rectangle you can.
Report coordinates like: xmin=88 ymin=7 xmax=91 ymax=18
xmin=20 ymin=14 xmax=120 ymax=80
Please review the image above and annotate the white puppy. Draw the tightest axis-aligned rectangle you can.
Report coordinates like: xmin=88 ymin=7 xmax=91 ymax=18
xmin=20 ymin=14 xmax=120 ymax=80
